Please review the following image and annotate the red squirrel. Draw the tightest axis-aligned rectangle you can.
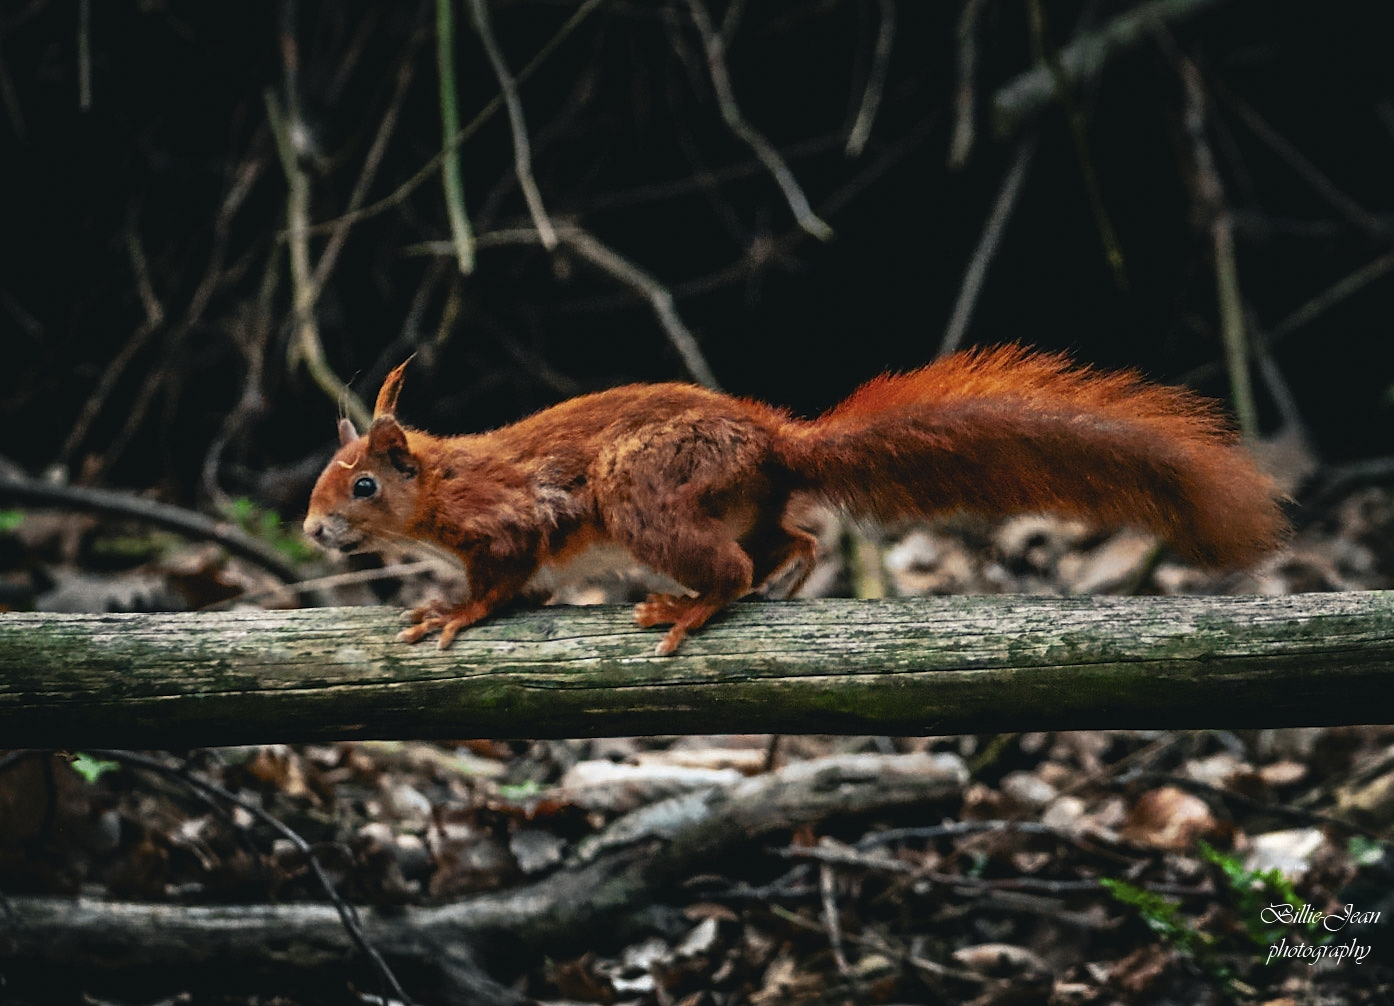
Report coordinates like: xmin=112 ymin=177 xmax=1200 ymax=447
xmin=304 ymin=347 xmax=1286 ymax=654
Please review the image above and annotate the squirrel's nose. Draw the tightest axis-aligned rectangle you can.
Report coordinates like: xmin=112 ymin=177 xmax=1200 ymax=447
xmin=304 ymin=518 xmax=326 ymax=542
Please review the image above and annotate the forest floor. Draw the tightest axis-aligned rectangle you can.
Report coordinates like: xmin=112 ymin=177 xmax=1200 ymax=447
xmin=2 ymin=489 xmax=1393 ymax=1005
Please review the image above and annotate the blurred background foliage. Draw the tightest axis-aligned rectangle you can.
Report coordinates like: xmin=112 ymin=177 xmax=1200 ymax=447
xmin=1 ymin=0 xmax=1391 ymax=516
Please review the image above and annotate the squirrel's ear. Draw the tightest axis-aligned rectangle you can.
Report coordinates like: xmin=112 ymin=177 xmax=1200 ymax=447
xmin=374 ymin=356 xmax=416 ymax=419
xmin=367 ymin=416 xmax=417 ymax=477
xmin=338 ymin=417 xmax=359 ymax=447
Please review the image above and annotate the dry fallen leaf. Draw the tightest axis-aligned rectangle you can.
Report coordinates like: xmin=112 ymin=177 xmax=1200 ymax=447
xmin=1119 ymin=786 xmax=1226 ymax=850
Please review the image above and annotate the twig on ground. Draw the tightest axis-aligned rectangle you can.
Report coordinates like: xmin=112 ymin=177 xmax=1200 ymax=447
xmin=3 ymin=753 xmax=962 ymax=1001
xmin=683 ymin=0 xmax=833 ymax=241
xmin=779 ymin=843 xmax=1210 ymax=899
xmin=1113 ymin=770 xmax=1390 ymax=841
xmin=819 ymin=859 xmax=853 ymax=978
xmin=204 ymin=559 xmax=437 ymax=610
xmin=856 ymin=819 xmax=1137 ymax=867
xmin=87 ymin=749 xmax=418 ymax=1006
xmin=769 ymin=901 xmax=992 ymax=987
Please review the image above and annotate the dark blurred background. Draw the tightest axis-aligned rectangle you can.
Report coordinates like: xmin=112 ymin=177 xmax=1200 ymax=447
xmin=2 ymin=0 xmax=1391 ymax=515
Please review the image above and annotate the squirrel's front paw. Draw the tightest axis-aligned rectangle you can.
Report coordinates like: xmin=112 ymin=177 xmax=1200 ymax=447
xmin=397 ymin=617 xmax=443 ymax=645
xmin=398 ymin=599 xmax=486 ymax=649
xmin=398 ymin=600 xmax=447 ymax=644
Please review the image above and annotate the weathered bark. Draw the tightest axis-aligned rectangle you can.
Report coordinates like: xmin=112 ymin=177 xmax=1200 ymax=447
xmin=0 ymin=593 xmax=1391 ymax=747
xmin=0 ymin=753 xmax=967 ymax=1004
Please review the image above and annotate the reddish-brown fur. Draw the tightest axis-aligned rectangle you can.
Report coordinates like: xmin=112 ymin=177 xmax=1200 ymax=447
xmin=304 ymin=347 xmax=1287 ymax=654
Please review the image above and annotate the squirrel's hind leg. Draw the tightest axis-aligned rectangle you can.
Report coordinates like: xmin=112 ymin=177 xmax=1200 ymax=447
xmin=635 ymin=593 xmax=732 ymax=655
xmin=747 ymin=519 xmax=819 ymax=599
xmin=633 ymin=515 xmax=816 ymax=653
xmin=623 ymin=517 xmax=755 ymax=655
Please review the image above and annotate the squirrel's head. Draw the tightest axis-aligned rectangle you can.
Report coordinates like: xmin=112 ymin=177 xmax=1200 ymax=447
xmin=304 ymin=360 xmax=423 ymax=553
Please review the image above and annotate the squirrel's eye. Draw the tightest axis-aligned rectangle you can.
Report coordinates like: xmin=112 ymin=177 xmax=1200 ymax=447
xmin=352 ymin=475 xmax=378 ymax=499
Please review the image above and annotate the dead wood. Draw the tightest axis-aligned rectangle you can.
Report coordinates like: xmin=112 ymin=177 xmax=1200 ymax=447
xmin=0 ymin=752 xmax=966 ymax=1005
xmin=1 ymin=593 xmax=1392 ymax=748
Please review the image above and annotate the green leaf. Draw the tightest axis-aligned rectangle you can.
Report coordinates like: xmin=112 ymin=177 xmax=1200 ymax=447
xmin=496 ymin=780 xmax=545 ymax=799
xmin=0 ymin=509 xmax=24 ymax=532
xmin=70 ymin=752 xmax=121 ymax=784
xmin=1198 ymin=840 xmax=1312 ymax=947
xmin=1349 ymin=835 xmax=1386 ymax=867
xmin=222 ymin=497 xmax=317 ymax=563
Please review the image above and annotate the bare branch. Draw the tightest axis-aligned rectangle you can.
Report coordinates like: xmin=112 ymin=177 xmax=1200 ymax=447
xmin=947 ymin=0 xmax=988 ymax=170
xmin=845 ymin=0 xmax=896 ymax=158
xmin=436 ymin=0 xmax=477 ymax=274
xmin=310 ymin=24 xmax=427 ymax=295
xmin=1178 ymin=57 xmax=1258 ymax=439
xmin=414 ymin=224 xmax=721 ymax=389
xmin=992 ymin=0 xmax=1229 ymax=138
xmin=940 ymin=132 xmax=1038 ymax=356
xmin=265 ymin=89 xmax=371 ymax=430
xmin=559 ymin=226 xmax=719 ymax=388
xmin=299 ymin=0 xmax=604 ymax=240
xmin=90 ymin=750 xmax=419 ymax=1006
xmin=1218 ymin=83 xmax=1389 ymax=241
xmin=0 ymin=472 xmax=305 ymax=585
xmin=683 ymin=0 xmax=834 ymax=241
xmin=76 ymin=0 xmax=90 ymax=110
xmin=58 ymin=207 xmax=166 ymax=465
xmin=204 ymin=559 xmax=437 ymax=611
xmin=1270 ymin=249 xmax=1394 ymax=342
xmin=467 ymin=0 xmax=558 ymax=249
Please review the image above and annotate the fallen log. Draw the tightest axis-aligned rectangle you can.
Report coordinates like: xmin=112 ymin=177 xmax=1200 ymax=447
xmin=1 ymin=593 xmax=1391 ymax=747
xmin=0 ymin=752 xmax=967 ymax=1004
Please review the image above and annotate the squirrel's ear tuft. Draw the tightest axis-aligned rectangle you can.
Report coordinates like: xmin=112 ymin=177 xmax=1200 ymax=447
xmin=375 ymin=356 xmax=416 ymax=418
xmin=367 ymin=416 xmax=417 ymax=477
xmin=338 ymin=417 xmax=359 ymax=447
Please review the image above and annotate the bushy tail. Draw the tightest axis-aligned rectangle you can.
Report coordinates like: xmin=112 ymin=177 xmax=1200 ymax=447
xmin=776 ymin=346 xmax=1286 ymax=568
